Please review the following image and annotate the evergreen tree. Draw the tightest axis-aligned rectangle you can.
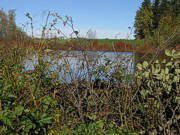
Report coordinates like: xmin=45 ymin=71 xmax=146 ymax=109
xmin=152 ymin=0 xmax=161 ymax=29
xmin=141 ymin=0 xmax=152 ymax=9
xmin=170 ymin=0 xmax=180 ymax=17
xmin=159 ymin=0 xmax=170 ymax=17
xmin=134 ymin=0 xmax=179 ymax=46
xmin=134 ymin=0 xmax=153 ymax=39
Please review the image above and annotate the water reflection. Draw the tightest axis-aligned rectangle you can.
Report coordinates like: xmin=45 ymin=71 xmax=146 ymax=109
xmin=24 ymin=51 xmax=135 ymax=83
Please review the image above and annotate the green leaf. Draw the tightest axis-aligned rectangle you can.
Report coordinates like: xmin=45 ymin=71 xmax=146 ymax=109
xmin=96 ymin=120 xmax=104 ymax=129
xmin=156 ymin=74 xmax=162 ymax=80
xmin=175 ymin=96 xmax=180 ymax=105
xmin=7 ymin=94 xmax=17 ymax=99
xmin=166 ymin=62 xmax=173 ymax=66
xmin=15 ymin=106 xmax=24 ymax=116
xmin=172 ymin=49 xmax=176 ymax=55
xmin=140 ymin=90 xmax=149 ymax=98
xmin=154 ymin=60 xmax=159 ymax=64
xmin=174 ymin=51 xmax=180 ymax=58
xmin=165 ymin=49 xmax=171 ymax=56
xmin=154 ymin=68 xmax=160 ymax=74
xmin=24 ymin=109 xmax=30 ymax=113
xmin=137 ymin=64 xmax=142 ymax=70
xmin=21 ymin=119 xmax=35 ymax=132
xmin=175 ymin=69 xmax=180 ymax=74
xmin=165 ymin=67 xmax=169 ymax=74
xmin=88 ymin=115 xmax=97 ymax=121
xmin=2 ymin=117 xmax=12 ymax=127
xmin=165 ymin=75 xmax=169 ymax=81
xmin=167 ymin=85 xmax=172 ymax=92
xmin=31 ymin=84 xmax=36 ymax=94
xmin=143 ymin=61 xmax=148 ymax=69
xmin=143 ymin=71 xmax=149 ymax=78
xmin=105 ymin=65 xmax=111 ymax=73
xmin=39 ymin=114 xmax=52 ymax=125
xmin=173 ymin=76 xmax=179 ymax=82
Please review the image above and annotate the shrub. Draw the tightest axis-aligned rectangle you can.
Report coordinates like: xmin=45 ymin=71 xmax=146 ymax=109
xmin=135 ymin=49 xmax=180 ymax=133
xmin=0 ymin=46 xmax=179 ymax=134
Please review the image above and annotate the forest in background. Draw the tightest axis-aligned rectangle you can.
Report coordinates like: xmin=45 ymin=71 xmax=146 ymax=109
xmin=134 ymin=0 xmax=179 ymax=47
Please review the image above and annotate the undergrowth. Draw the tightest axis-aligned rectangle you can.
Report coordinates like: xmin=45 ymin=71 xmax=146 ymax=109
xmin=0 ymin=46 xmax=179 ymax=134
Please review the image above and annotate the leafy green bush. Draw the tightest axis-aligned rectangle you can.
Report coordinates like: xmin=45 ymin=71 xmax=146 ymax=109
xmin=135 ymin=49 xmax=180 ymax=133
xmin=0 ymin=48 xmax=58 ymax=134
xmin=0 ymin=107 xmax=53 ymax=134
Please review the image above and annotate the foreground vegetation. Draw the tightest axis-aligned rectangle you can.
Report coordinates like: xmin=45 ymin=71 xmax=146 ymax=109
xmin=0 ymin=45 xmax=179 ymax=134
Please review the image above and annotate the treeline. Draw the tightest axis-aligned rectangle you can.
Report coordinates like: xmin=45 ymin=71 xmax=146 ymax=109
xmin=134 ymin=0 xmax=180 ymax=45
xmin=0 ymin=9 xmax=26 ymax=41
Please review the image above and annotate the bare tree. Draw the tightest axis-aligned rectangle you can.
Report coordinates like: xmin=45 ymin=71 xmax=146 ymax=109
xmin=86 ymin=29 xmax=96 ymax=39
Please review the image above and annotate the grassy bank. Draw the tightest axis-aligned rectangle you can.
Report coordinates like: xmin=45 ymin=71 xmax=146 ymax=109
xmin=32 ymin=38 xmax=155 ymax=54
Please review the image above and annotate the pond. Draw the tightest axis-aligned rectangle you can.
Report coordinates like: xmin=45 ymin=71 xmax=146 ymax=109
xmin=24 ymin=50 xmax=135 ymax=83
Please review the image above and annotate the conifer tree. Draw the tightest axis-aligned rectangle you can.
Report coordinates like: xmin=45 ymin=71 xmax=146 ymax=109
xmin=159 ymin=0 xmax=170 ymax=17
xmin=134 ymin=0 xmax=179 ymax=45
xmin=141 ymin=0 xmax=152 ymax=9
xmin=152 ymin=0 xmax=161 ymax=29
xmin=171 ymin=0 xmax=180 ymax=17
xmin=134 ymin=0 xmax=153 ymax=39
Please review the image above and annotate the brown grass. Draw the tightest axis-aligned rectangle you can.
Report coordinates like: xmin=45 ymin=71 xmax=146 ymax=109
xmin=0 ymin=39 xmax=156 ymax=54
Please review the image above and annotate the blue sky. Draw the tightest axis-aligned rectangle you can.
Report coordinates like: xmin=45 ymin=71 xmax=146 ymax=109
xmin=1 ymin=0 xmax=143 ymax=39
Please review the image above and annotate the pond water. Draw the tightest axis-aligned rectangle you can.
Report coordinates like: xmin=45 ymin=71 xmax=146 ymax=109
xmin=24 ymin=51 xmax=135 ymax=83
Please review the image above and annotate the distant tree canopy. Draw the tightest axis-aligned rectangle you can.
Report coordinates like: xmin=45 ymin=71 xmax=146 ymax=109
xmin=0 ymin=9 xmax=26 ymax=41
xmin=134 ymin=0 xmax=180 ymax=42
